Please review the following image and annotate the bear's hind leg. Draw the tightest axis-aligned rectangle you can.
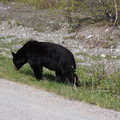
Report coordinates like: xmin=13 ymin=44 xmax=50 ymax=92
xmin=66 ymin=73 xmax=80 ymax=87
xmin=30 ymin=65 xmax=43 ymax=80
xmin=55 ymin=71 xmax=65 ymax=83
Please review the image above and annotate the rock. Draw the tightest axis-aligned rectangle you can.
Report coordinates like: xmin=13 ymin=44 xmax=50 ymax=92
xmin=12 ymin=3 xmax=15 ymax=5
xmin=105 ymin=28 xmax=109 ymax=32
xmin=86 ymin=35 xmax=93 ymax=39
xmin=115 ymin=49 xmax=120 ymax=52
xmin=100 ymin=54 xmax=106 ymax=58
xmin=112 ymin=56 xmax=117 ymax=59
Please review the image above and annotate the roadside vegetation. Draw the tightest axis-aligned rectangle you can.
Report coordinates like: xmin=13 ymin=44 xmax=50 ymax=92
xmin=0 ymin=54 xmax=119 ymax=111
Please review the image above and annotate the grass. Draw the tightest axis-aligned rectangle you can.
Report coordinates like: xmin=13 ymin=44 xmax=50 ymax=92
xmin=0 ymin=54 xmax=119 ymax=111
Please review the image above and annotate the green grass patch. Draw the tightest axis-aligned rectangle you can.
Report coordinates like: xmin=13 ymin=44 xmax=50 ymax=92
xmin=0 ymin=55 xmax=120 ymax=111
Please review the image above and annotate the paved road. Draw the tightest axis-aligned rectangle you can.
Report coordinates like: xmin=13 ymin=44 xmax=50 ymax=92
xmin=0 ymin=79 xmax=120 ymax=120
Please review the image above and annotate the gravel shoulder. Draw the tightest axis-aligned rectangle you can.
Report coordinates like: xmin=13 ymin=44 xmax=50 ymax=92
xmin=0 ymin=79 xmax=120 ymax=120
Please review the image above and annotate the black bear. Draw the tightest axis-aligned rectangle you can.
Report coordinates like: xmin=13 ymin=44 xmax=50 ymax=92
xmin=12 ymin=40 xmax=80 ymax=86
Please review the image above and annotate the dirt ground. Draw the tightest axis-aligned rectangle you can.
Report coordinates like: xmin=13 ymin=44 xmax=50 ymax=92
xmin=0 ymin=2 xmax=120 ymax=73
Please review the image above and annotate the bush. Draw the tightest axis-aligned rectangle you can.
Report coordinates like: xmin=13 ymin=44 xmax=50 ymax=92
xmin=1 ymin=0 xmax=120 ymax=27
xmin=80 ymin=0 xmax=120 ymax=24
xmin=77 ymin=64 xmax=120 ymax=96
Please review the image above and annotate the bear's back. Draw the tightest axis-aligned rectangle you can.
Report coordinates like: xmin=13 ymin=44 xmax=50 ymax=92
xmin=21 ymin=40 xmax=76 ymax=69
xmin=23 ymin=40 xmax=70 ymax=55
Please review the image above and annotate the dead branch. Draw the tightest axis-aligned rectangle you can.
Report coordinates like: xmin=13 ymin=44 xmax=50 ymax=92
xmin=102 ymin=0 xmax=119 ymax=39
xmin=112 ymin=0 xmax=118 ymax=27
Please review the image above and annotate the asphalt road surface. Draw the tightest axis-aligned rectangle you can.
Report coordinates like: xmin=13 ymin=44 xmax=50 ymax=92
xmin=0 ymin=79 xmax=120 ymax=120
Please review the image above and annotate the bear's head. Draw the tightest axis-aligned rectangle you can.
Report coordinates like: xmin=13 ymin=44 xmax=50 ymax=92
xmin=12 ymin=52 xmax=26 ymax=70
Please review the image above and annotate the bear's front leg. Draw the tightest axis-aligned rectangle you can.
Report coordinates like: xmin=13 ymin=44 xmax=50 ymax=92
xmin=30 ymin=65 xmax=43 ymax=80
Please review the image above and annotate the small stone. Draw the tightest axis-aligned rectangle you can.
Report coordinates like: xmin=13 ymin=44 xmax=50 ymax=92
xmin=12 ymin=3 xmax=15 ymax=5
xmin=112 ymin=56 xmax=117 ymax=59
xmin=100 ymin=54 xmax=106 ymax=58
xmin=86 ymin=35 xmax=93 ymax=39
xmin=115 ymin=49 xmax=120 ymax=52
xmin=105 ymin=29 xmax=109 ymax=32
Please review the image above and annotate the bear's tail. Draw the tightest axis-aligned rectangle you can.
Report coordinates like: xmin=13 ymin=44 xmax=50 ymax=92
xmin=71 ymin=57 xmax=76 ymax=70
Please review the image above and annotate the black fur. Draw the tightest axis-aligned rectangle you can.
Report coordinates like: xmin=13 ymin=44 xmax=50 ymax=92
xmin=12 ymin=40 xmax=80 ymax=86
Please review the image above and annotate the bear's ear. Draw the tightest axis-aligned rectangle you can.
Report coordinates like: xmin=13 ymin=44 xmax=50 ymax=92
xmin=12 ymin=52 xmax=16 ymax=57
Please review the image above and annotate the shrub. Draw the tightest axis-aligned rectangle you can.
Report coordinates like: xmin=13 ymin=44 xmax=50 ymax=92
xmin=75 ymin=0 xmax=120 ymax=24
xmin=1 ymin=0 xmax=120 ymax=28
